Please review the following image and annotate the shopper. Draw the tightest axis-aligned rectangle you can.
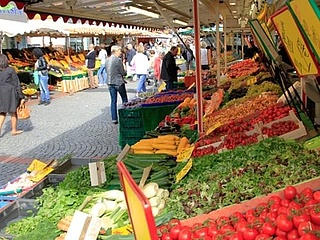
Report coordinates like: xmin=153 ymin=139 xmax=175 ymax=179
xmin=85 ymin=43 xmax=98 ymax=89
xmin=0 ymin=54 xmax=25 ymax=136
xmin=97 ymin=43 xmax=107 ymax=86
xmin=32 ymin=48 xmax=50 ymax=106
xmin=160 ymin=46 xmax=179 ymax=90
xmin=154 ymin=51 xmax=165 ymax=87
xmin=200 ymin=41 xmax=210 ymax=70
xmin=105 ymin=45 xmax=128 ymax=124
xmin=125 ymin=43 xmax=136 ymax=79
xmin=182 ymin=43 xmax=195 ymax=70
xmin=131 ymin=45 xmax=149 ymax=96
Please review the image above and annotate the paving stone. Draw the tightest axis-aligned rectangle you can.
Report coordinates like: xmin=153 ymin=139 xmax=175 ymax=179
xmin=0 ymin=81 xmax=146 ymax=186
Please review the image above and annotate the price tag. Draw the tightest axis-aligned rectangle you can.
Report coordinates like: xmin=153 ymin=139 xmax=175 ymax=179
xmin=205 ymin=122 xmax=222 ymax=136
xmin=177 ymin=145 xmax=195 ymax=162
xmin=112 ymin=225 xmax=133 ymax=235
xmin=175 ymin=158 xmax=193 ymax=183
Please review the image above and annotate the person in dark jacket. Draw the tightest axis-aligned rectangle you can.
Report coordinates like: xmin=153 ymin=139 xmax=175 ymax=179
xmin=32 ymin=48 xmax=50 ymax=106
xmin=182 ymin=43 xmax=194 ymax=70
xmin=105 ymin=45 xmax=128 ymax=124
xmin=0 ymin=54 xmax=25 ymax=136
xmin=85 ymin=44 xmax=98 ymax=89
xmin=160 ymin=46 xmax=179 ymax=90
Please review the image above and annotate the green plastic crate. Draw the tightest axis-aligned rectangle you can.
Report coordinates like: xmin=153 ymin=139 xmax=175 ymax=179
xmin=119 ymin=108 xmax=142 ymax=119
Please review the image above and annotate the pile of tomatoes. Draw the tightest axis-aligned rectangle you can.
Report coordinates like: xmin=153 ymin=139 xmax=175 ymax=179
xmin=157 ymin=186 xmax=320 ymax=239
xmin=262 ymin=121 xmax=299 ymax=137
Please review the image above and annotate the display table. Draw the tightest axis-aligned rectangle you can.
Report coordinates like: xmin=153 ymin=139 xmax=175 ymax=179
xmin=118 ymin=104 xmax=178 ymax=148
xmin=56 ymin=74 xmax=91 ymax=93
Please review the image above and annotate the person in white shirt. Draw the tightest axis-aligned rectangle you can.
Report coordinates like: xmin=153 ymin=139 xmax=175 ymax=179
xmin=200 ymin=41 xmax=209 ymax=70
xmin=97 ymin=43 xmax=107 ymax=86
xmin=131 ymin=45 xmax=149 ymax=96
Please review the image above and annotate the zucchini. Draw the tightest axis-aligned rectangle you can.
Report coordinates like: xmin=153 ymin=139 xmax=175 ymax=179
xmin=149 ymin=170 xmax=168 ymax=180
xmin=122 ymin=159 xmax=145 ymax=170
xmin=126 ymin=153 xmax=168 ymax=160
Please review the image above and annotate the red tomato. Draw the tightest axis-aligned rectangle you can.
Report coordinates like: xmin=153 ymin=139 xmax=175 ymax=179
xmin=229 ymin=232 xmax=244 ymax=240
xmin=230 ymin=212 xmax=245 ymax=225
xmin=293 ymin=213 xmax=311 ymax=228
xmin=207 ymin=225 xmax=220 ymax=237
xmin=191 ymin=223 xmax=203 ymax=231
xmin=300 ymin=188 xmax=314 ymax=200
xmin=168 ymin=219 xmax=181 ymax=230
xmin=235 ymin=220 xmax=248 ymax=233
xmin=220 ymin=225 xmax=234 ymax=234
xmin=284 ymin=186 xmax=297 ymax=200
xmin=245 ymin=209 xmax=257 ymax=220
xmin=299 ymin=233 xmax=318 ymax=240
xmin=265 ymin=212 xmax=277 ymax=223
xmin=242 ymin=228 xmax=258 ymax=240
xmin=305 ymin=199 xmax=319 ymax=207
xmin=281 ymin=199 xmax=290 ymax=207
xmin=255 ymin=233 xmax=270 ymax=240
xmin=170 ymin=225 xmax=182 ymax=240
xmin=216 ymin=216 xmax=230 ymax=227
xmin=298 ymin=221 xmax=315 ymax=237
xmin=161 ymin=233 xmax=172 ymax=240
xmin=276 ymin=214 xmax=293 ymax=232
xmin=178 ymin=227 xmax=192 ymax=240
xmin=287 ymin=229 xmax=299 ymax=239
xmin=310 ymin=206 xmax=320 ymax=225
xmin=158 ymin=225 xmax=169 ymax=234
xmin=269 ymin=202 xmax=281 ymax=214
xmin=268 ymin=195 xmax=282 ymax=205
xmin=256 ymin=202 xmax=269 ymax=215
xmin=275 ymin=228 xmax=287 ymax=237
xmin=193 ymin=227 xmax=208 ymax=238
xmin=313 ymin=191 xmax=320 ymax=202
xmin=261 ymin=222 xmax=276 ymax=236
xmin=277 ymin=206 xmax=288 ymax=215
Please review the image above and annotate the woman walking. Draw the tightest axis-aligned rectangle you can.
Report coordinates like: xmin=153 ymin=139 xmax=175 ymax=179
xmin=130 ymin=45 xmax=149 ymax=96
xmin=0 ymin=54 xmax=25 ymax=136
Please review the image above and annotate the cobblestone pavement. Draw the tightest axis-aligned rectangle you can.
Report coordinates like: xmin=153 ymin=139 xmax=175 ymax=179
xmin=0 ymin=81 xmax=144 ymax=186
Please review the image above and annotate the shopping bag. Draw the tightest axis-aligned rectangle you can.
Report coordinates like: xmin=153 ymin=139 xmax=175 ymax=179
xmin=33 ymin=71 xmax=39 ymax=86
xmin=17 ymin=103 xmax=31 ymax=120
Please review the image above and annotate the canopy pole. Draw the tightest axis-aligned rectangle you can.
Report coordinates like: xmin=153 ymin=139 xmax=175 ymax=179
xmin=241 ymin=30 xmax=244 ymax=59
xmin=224 ymin=14 xmax=227 ymax=74
xmin=193 ymin=0 xmax=203 ymax=134
xmin=0 ymin=32 xmax=3 ymax=54
xmin=216 ymin=14 xmax=221 ymax=86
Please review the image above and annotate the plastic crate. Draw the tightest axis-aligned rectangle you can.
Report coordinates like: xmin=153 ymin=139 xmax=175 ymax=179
xmin=119 ymin=128 xmax=145 ymax=139
xmin=119 ymin=118 xmax=143 ymax=128
xmin=119 ymin=108 xmax=142 ymax=119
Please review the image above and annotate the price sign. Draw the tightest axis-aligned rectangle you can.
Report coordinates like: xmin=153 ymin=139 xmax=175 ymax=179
xmin=177 ymin=145 xmax=195 ymax=162
xmin=187 ymin=82 xmax=195 ymax=90
xmin=205 ymin=122 xmax=222 ymax=136
xmin=288 ymin=0 xmax=320 ymax=62
xmin=117 ymin=162 xmax=157 ymax=240
xmin=175 ymin=158 xmax=193 ymax=183
xmin=112 ymin=225 xmax=133 ymax=235
xmin=271 ymin=7 xmax=320 ymax=76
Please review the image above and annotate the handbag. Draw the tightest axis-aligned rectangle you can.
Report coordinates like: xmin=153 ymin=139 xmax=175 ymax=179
xmin=17 ymin=103 xmax=31 ymax=120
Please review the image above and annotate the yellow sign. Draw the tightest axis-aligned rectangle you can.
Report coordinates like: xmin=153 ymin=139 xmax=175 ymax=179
xmin=27 ymin=159 xmax=54 ymax=182
xmin=175 ymin=158 xmax=193 ymax=183
xmin=289 ymin=0 xmax=320 ymax=62
xmin=177 ymin=145 xmax=195 ymax=162
xmin=112 ymin=225 xmax=133 ymax=235
xmin=205 ymin=122 xmax=222 ymax=136
xmin=117 ymin=162 xmax=157 ymax=240
xmin=271 ymin=7 xmax=319 ymax=76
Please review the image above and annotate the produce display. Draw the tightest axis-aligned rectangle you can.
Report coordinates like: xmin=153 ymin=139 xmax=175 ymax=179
xmin=164 ymin=138 xmax=320 ymax=219
xmin=157 ymin=186 xmax=320 ymax=239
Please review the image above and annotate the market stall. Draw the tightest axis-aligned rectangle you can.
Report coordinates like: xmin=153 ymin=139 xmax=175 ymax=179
xmin=1 ymin=0 xmax=320 ymax=239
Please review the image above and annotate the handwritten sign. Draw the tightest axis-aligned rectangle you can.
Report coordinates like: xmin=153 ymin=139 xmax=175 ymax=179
xmin=205 ymin=122 xmax=222 ymax=136
xmin=288 ymin=0 xmax=320 ymax=62
xmin=261 ymin=22 xmax=274 ymax=44
xmin=177 ymin=145 xmax=195 ymax=162
xmin=175 ymin=158 xmax=193 ymax=183
xmin=271 ymin=7 xmax=319 ymax=76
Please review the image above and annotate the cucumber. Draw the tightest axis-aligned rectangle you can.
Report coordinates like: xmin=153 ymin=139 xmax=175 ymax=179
xmin=122 ymin=159 xmax=145 ymax=170
xmin=126 ymin=153 xmax=168 ymax=160
xmin=149 ymin=170 xmax=168 ymax=180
